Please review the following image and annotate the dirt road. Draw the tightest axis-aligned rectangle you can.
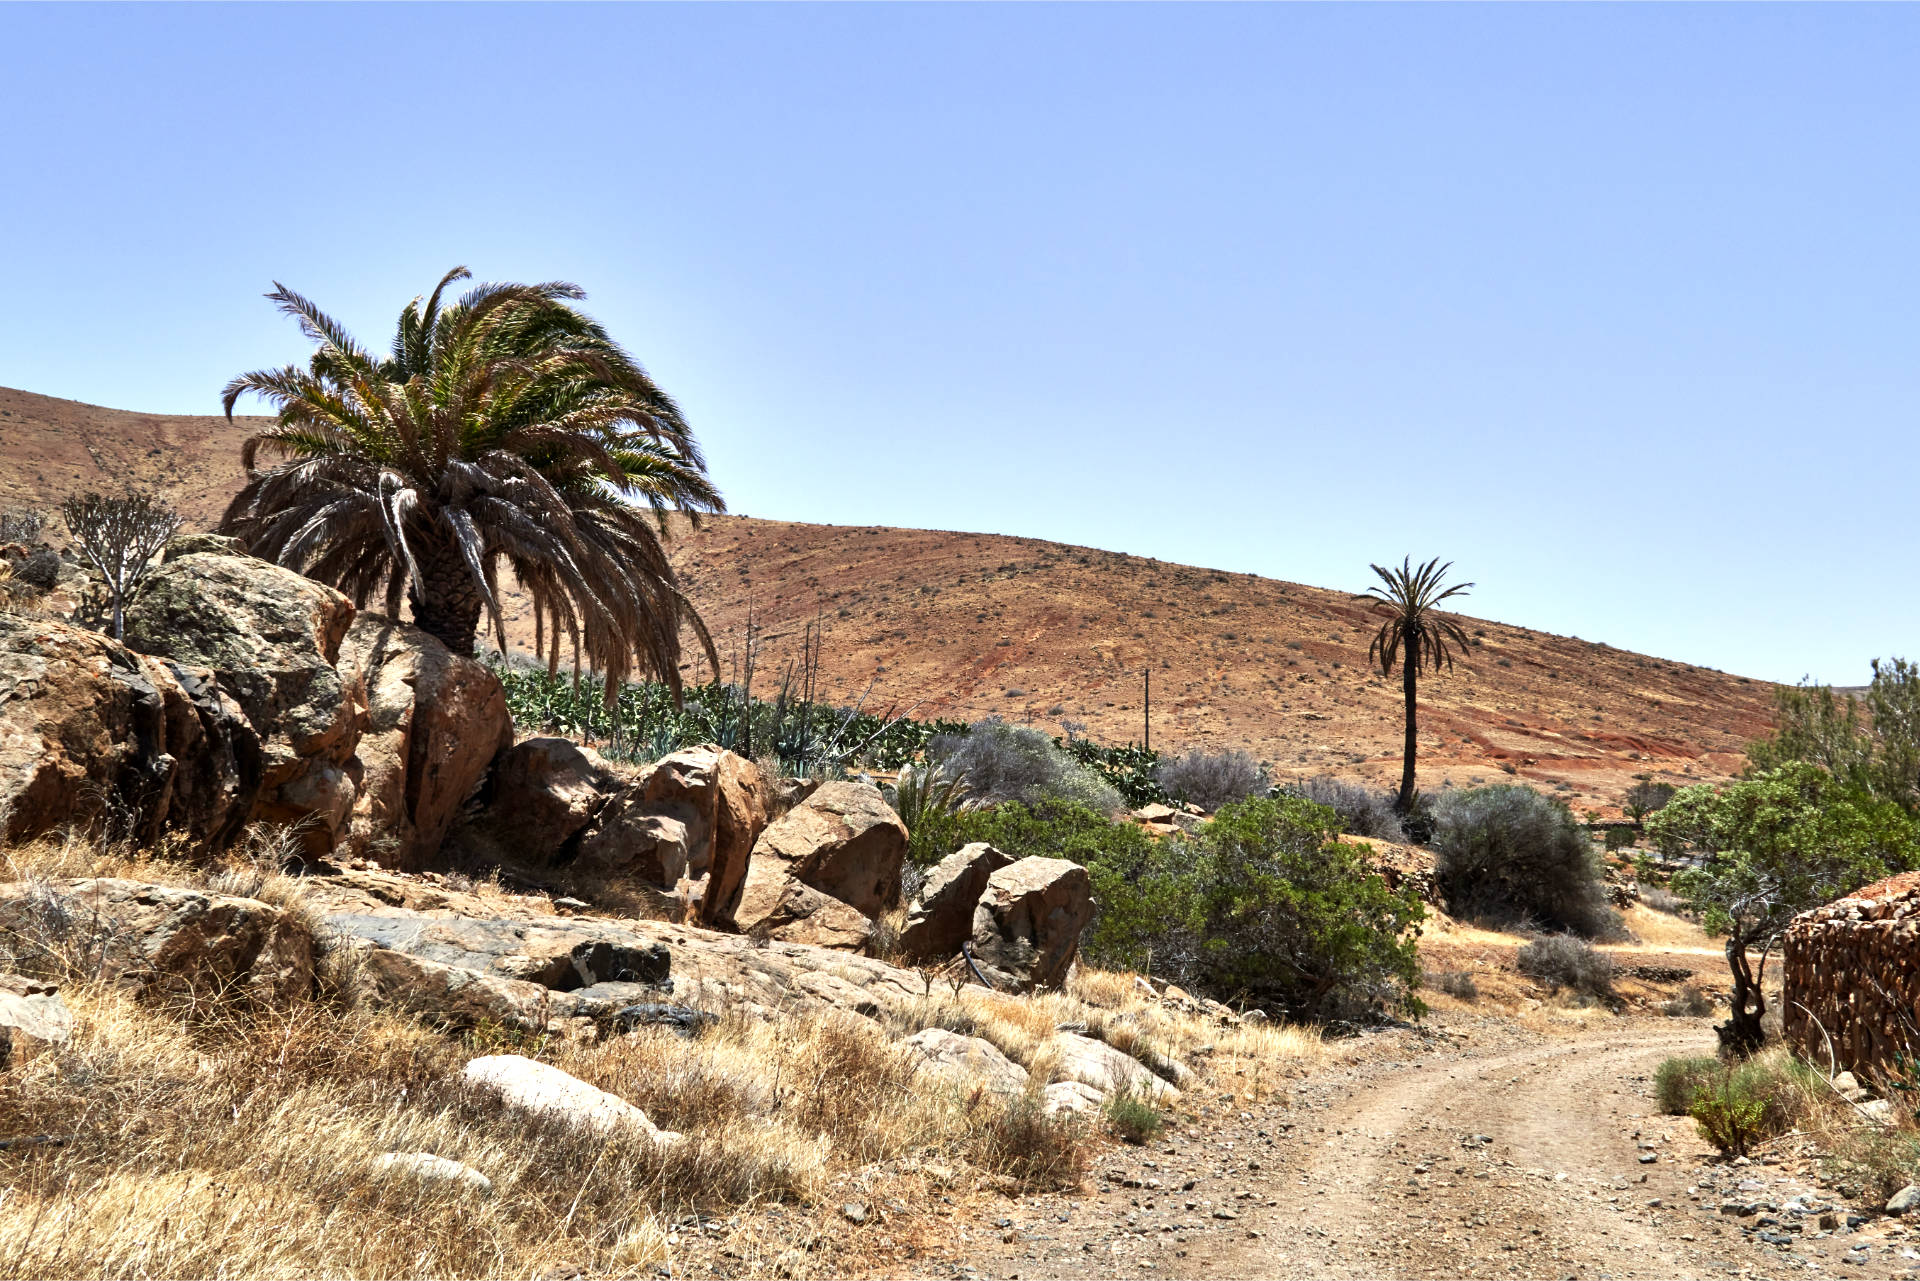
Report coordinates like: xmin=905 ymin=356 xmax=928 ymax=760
xmin=950 ymin=1015 xmax=1914 ymax=1281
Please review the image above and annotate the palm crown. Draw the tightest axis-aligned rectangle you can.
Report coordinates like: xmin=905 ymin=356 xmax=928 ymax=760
xmin=219 ymin=267 xmax=722 ymax=697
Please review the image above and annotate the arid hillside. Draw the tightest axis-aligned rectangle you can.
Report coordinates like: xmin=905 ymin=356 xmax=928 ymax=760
xmin=0 ymin=385 xmax=1775 ymax=813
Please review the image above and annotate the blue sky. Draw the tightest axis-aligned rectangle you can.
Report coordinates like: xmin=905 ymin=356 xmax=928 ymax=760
xmin=2 ymin=4 xmax=1914 ymax=685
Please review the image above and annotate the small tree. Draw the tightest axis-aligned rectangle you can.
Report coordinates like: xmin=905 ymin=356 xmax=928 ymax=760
xmin=1648 ymin=762 xmax=1920 ymax=1055
xmin=1623 ymin=779 xmax=1677 ymax=825
xmin=1749 ymin=661 xmax=1920 ymax=816
xmin=60 ymin=491 xmax=181 ymax=639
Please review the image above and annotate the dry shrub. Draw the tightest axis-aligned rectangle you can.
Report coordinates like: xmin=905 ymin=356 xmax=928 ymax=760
xmin=965 ymin=1089 xmax=1090 ymax=1189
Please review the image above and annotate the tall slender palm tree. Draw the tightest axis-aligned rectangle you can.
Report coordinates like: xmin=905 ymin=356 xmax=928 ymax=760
xmin=219 ymin=267 xmax=722 ymax=699
xmin=1358 ymin=557 xmax=1474 ymax=813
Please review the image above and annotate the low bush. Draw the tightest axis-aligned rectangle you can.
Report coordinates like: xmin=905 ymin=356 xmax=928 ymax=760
xmin=1434 ymin=785 xmax=1622 ymax=939
xmin=1638 ymin=884 xmax=1688 ymax=915
xmin=1516 ymin=935 xmax=1614 ymax=999
xmin=929 ymin=718 xmax=1124 ymax=814
xmin=1684 ymin=1051 xmax=1820 ymax=1157
xmin=1427 ymin=970 xmax=1480 ymax=1001
xmin=13 ymin=547 xmax=59 ymax=591
xmin=1284 ymin=776 xmax=1406 ymax=842
xmin=1103 ymin=1086 xmax=1167 ymax=1146
xmin=1656 ymin=1056 xmax=1721 ymax=1115
xmin=1152 ymin=749 xmax=1267 ymax=811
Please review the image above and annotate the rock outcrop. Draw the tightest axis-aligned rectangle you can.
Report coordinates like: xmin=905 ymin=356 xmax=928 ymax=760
xmin=969 ymin=857 xmax=1095 ymax=992
xmin=302 ymin=867 xmax=928 ymax=1030
xmin=0 ymin=615 xmax=262 ymax=852
xmin=726 ymin=782 xmax=907 ymax=943
xmin=898 ymin=842 xmax=1014 ymax=961
xmin=0 ymin=878 xmax=315 ymax=1007
xmin=0 ymin=973 xmax=72 ymax=1067
xmin=475 ymin=737 xmax=609 ymax=862
xmin=124 ymin=544 xmax=365 ymax=855
xmin=339 ymin=616 xmax=511 ymax=868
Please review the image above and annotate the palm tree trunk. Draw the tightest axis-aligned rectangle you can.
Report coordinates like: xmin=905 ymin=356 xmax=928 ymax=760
xmin=408 ymin=537 xmax=485 ymax=657
xmin=1398 ymin=640 xmax=1420 ymax=812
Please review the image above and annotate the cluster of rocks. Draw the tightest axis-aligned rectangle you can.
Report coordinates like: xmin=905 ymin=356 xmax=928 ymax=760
xmin=1782 ymin=871 xmax=1920 ymax=1080
xmin=0 ymin=533 xmax=1099 ymax=985
xmin=0 ymin=534 xmax=506 ymax=863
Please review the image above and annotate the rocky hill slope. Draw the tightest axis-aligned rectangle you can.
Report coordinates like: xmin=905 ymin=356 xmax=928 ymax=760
xmin=0 ymin=385 xmax=1775 ymax=811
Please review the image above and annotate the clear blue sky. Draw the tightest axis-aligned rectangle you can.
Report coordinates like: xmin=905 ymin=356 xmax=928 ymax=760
xmin=2 ymin=4 xmax=1913 ymax=686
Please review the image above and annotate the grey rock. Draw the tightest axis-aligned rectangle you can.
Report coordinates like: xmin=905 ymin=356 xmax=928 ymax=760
xmin=0 ymin=973 xmax=71 ymax=1067
xmin=1886 ymin=1184 xmax=1920 ymax=1215
xmin=898 ymin=842 xmax=1014 ymax=961
xmin=969 ymin=857 xmax=1095 ymax=992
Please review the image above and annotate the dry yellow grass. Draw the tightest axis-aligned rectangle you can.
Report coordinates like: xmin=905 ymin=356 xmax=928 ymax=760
xmin=0 ymin=841 xmax=1330 ymax=1278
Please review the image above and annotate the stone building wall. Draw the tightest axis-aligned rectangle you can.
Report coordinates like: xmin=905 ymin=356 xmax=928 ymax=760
xmin=1782 ymin=873 xmax=1920 ymax=1080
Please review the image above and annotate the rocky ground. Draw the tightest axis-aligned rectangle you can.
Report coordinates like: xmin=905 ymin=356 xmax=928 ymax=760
xmin=930 ymin=1011 xmax=1920 ymax=1281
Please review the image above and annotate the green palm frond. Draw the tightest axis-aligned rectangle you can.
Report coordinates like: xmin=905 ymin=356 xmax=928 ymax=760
xmin=220 ymin=267 xmax=724 ymax=701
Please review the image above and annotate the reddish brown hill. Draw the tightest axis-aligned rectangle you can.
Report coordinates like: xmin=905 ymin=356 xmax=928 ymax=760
xmin=0 ymin=386 xmax=1774 ymax=814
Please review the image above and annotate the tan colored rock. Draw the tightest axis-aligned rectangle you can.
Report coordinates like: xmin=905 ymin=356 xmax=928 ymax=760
xmin=372 ymin=1151 xmax=492 ymax=1194
xmin=577 ymin=806 xmax=690 ymax=887
xmin=0 ymin=878 xmax=314 ymax=1008
xmin=728 ymin=782 xmax=907 ymax=937
xmin=123 ymin=545 xmax=365 ymax=854
xmin=0 ymin=615 xmax=262 ymax=852
xmin=1041 ymin=1079 xmax=1107 ymax=1116
xmin=339 ymin=615 xmax=511 ymax=868
xmin=969 ymin=857 xmax=1095 ymax=992
xmin=0 ymin=973 xmax=72 ymax=1067
xmin=633 ymin=747 xmax=768 ymax=918
xmin=303 ymin=872 xmax=927 ymax=1026
xmin=738 ymin=879 xmax=875 ymax=949
xmin=901 ymin=1026 xmax=1029 ymax=1096
xmin=462 ymin=1054 xmax=682 ymax=1145
xmin=1046 ymin=1031 xmax=1181 ymax=1105
xmin=478 ymin=737 xmax=611 ymax=861
xmin=898 ymin=842 xmax=1014 ymax=961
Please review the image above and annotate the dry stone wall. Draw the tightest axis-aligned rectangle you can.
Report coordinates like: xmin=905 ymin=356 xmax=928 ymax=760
xmin=1782 ymin=873 xmax=1920 ymax=1079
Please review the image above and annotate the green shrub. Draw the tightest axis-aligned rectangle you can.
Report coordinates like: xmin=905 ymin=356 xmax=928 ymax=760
xmin=1656 ymin=1056 xmax=1720 ymax=1115
xmin=1434 ymin=785 xmax=1622 ymax=939
xmin=1103 ymin=1087 xmax=1166 ymax=1146
xmin=1690 ymin=1079 xmax=1768 ymax=1157
xmin=1660 ymin=1051 xmax=1818 ymax=1156
xmin=1058 ymin=738 xmax=1166 ymax=808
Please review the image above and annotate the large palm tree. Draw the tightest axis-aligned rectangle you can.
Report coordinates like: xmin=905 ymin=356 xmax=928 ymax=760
xmin=219 ymin=267 xmax=722 ymax=698
xmin=1358 ymin=557 xmax=1474 ymax=813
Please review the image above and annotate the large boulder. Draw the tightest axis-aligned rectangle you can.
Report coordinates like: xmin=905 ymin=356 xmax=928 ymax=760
xmin=123 ymin=545 xmax=365 ymax=854
xmin=968 ymin=857 xmax=1095 ymax=991
xmin=472 ymin=741 xmax=768 ymax=898
xmin=0 ymin=878 xmax=315 ymax=1007
xmin=338 ymin=616 xmax=511 ymax=868
xmin=0 ymin=615 xmax=262 ymax=852
xmin=634 ymin=746 xmax=769 ymax=920
xmin=898 ymin=842 xmax=1015 ymax=961
xmin=726 ymin=782 xmax=907 ymax=940
xmin=477 ymin=738 xmax=610 ymax=861
xmin=0 ymin=973 xmax=72 ymax=1068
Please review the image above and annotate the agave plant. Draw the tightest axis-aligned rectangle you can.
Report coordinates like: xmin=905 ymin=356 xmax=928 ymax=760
xmin=219 ymin=267 xmax=722 ymax=698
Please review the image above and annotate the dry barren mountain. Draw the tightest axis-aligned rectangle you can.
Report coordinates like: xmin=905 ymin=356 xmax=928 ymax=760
xmin=0 ymin=386 xmax=1775 ymax=814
